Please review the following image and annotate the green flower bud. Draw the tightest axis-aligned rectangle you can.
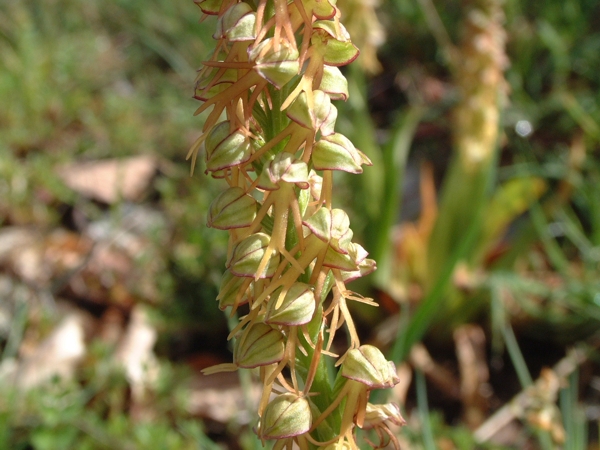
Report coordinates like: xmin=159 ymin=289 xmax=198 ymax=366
xmin=313 ymin=20 xmax=351 ymax=42
xmin=258 ymin=393 xmax=312 ymax=440
xmin=205 ymin=121 xmax=252 ymax=172
xmin=320 ymin=103 xmax=338 ymax=137
xmin=195 ymin=0 xmax=222 ymax=15
xmin=303 ymin=207 xmax=332 ymax=242
xmin=303 ymin=208 xmax=352 ymax=247
xmin=329 ymin=242 xmax=376 ymax=275
xmin=287 ymin=90 xmax=332 ymax=131
xmin=234 ymin=323 xmax=285 ymax=368
xmin=313 ymin=133 xmax=372 ymax=174
xmin=330 ymin=208 xmax=353 ymax=253
xmin=319 ymin=66 xmax=349 ymax=101
xmin=265 ymin=282 xmax=316 ymax=326
xmin=226 ymin=12 xmax=256 ymax=41
xmin=208 ymin=186 xmax=257 ymax=229
xmin=229 ymin=233 xmax=280 ymax=278
xmin=194 ymin=67 xmax=237 ymax=101
xmin=341 ymin=345 xmax=400 ymax=389
xmin=323 ymin=246 xmax=358 ymax=271
xmin=302 ymin=0 xmax=336 ymax=20
xmin=215 ymin=3 xmax=256 ymax=42
xmin=257 ymin=153 xmax=310 ymax=190
xmin=313 ymin=21 xmax=360 ymax=66
xmin=216 ymin=270 xmax=251 ymax=310
xmin=250 ymin=39 xmax=300 ymax=89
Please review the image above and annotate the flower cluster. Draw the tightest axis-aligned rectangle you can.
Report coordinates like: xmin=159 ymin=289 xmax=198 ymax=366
xmin=191 ymin=0 xmax=404 ymax=447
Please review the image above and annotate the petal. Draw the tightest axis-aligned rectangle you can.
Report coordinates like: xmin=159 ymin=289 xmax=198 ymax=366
xmin=318 ymin=66 xmax=349 ymax=101
xmin=250 ymin=39 xmax=300 ymax=89
xmin=259 ymin=393 xmax=312 ymax=439
xmin=303 ymin=207 xmax=332 ymax=242
xmin=313 ymin=133 xmax=368 ymax=174
xmin=229 ymin=233 xmax=280 ymax=278
xmin=234 ymin=323 xmax=285 ymax=368
xmin=216 ymin=270 xmax=251 ymax=310
xmin=208 ymin=186 xmax=257 ymax=229
xmin=341 ymin=345 xmax=400 ymax=389
xmin=205 ymin=122 xmax=253 ymax=172
xmin=287 ymin=90 xmax=332 ymax=131
xmin=265 ymin=283 xmax=316 ymax=326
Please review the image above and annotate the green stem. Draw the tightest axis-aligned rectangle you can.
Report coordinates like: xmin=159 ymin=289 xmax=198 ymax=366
xmin=265 ymin=84 xmax=292 ymax=156
xmin=415 ymin=370 xmax=436 ymax=450
xmin=296 ymin=309 xmax=340 ymax=445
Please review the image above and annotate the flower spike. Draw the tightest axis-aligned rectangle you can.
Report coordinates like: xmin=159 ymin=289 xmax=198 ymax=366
xmin=193 ymin=0 xmax=403 ymax=446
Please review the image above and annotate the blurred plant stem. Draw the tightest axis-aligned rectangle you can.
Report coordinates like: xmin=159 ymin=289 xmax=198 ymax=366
xmin=425 ymin=0 xmax=508 ymax=321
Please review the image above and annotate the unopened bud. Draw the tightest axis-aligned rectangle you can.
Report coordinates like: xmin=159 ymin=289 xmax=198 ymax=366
xmin=265 ymin=283 xmax=316 ymax=326
xmin=234 ymin=323 xmax=285 ymax=368
xmin=205 ymin=121 xmax=252 ymax=172
xmin=215 ymin=3 xmax=256 ymax=41
xmin=312 ymin=21 xmax=359 ymax=66
xmin=313 ymin=133 xmax=371 ymax=174
xmin=287 ymin=90 xmax=332 ymax=131
xmin=208 ymin=187 xmax=257 ymax=229
xmin=258 ymin=393 xmax=312 ymax=440
xmin=194 ymin=67 xmax=236 ymax=101
xmin=319 ymin=66 xmax=349 ymax=101
xmin=216 ymin=270 xmax=251 ymax=310
xmin=330 ymin=209 xmax=353 ymax=252
xmin=303 ymin=207 xmax=332 ymax=242
xmin=341 ymin=345 xmax=400 ymax=389
xmin=342 ymin=256 xmax=376 ymax=282
xmin=229 ymin=233 xmax=279 ymax=278
xmin=250 ymin=39 xmax=300 ymax=89
xmin=257 ymin=153 xmax=310 ymax=190
xmin=323 ymin=246 xmax=358 ymax=271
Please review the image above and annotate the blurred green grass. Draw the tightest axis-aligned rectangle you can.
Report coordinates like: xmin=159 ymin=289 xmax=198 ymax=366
xmin=0 ymin=0 xmax=231 ymax=447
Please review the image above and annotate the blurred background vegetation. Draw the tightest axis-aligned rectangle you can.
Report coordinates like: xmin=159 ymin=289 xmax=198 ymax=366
xmin=1 ymin=0 xmax=599 ymax=448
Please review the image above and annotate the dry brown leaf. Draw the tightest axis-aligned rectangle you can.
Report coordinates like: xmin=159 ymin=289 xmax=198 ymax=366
xmin=0 ymin=227 xmax=93 ymax=286
xmin=114 ymin=306 xmax=159 ymax=401
xmin=392 ymin=362 xmax=413 ymax=406
xmin=454 ymin=324 xmax=489 ymax=429
xmin=474 ymin=347 xmax=586 ymax=446
xmin=4 ymin=313 xmax=87 ymax=389
xmin=57 ymin=155 xmax=157 ymax=203
xmin=409 ymin=343 xmax=461 ymax=400
xmin=0 ymin=221 xmax=164 ymax=309
xmin=187 ymin=371 xmax=261 ymax=424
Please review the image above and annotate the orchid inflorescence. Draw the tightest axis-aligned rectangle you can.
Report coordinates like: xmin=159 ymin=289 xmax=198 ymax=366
xmin=191 ymin=0 xmax=404 ymax=447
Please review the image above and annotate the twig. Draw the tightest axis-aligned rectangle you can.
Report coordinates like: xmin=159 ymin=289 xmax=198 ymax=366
xmin=473 ymin=345 xmax=590 ymax=443
xmin=409 ymin=343 xmax=461 ymax=400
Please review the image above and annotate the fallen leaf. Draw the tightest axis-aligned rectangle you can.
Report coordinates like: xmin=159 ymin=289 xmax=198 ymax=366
xmin=454 ymin=324 xmax=489 ymax=428
xmin=57 ymin=155 xmax=158 ymax=204
xmin=187 ymin=371 xmax=261 ymax=424
xmin=9 ymin=312 xmax=86 ymax=389
xmin=114 ymin=306 xmax=159 ymax=400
